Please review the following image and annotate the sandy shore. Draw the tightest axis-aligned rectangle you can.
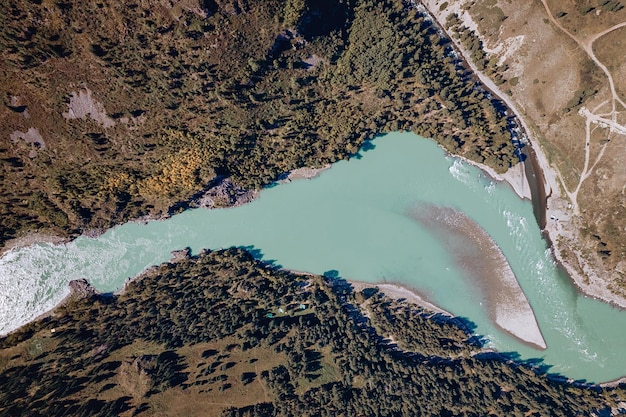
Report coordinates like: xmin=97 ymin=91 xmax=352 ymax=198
xmin=278 ymin=164 xmax=332 ymax=183
xmin=451 ymin=152 xmax=533 ymax=201
xmin=349 ymin=280 xmax=452 ymax=316
xmin=497 ymin=161 xmax=533 ymax=201
xmin=285 ymin=266 xmax=452 ymax=316
xmin=600 ymin=376 xmax=626 ymax=388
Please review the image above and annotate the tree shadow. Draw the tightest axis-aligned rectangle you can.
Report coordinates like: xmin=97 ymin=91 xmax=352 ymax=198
xmin=297 ymin=0 xmax=350 ymax=39
xmin=323 ymin=269 xmax=341 ymax=279
xmin=201 ymin=349 xmax=218 ymax=359
xmin=350 ymin=138 xmax=377 ymax=159
xmin=241 ymin=371 xmax=257 ymax=385
xmin=236 ymin=245 xmax=283 ymax=269
xmin=473 ymin=350 xmax=601 ymax=388
xmin=150 ymin=350 xmax=189 ymax=394
xmin=305 ymin=349 xmax=323 ymax=372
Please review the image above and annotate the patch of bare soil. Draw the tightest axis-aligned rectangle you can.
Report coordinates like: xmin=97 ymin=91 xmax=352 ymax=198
xmin=593 ymin=26 xmax=626 ymax=100
xmin=422 ymin=0 xmax=626 ymax=305
xmin=62 ymin=88 xmax=116 ymax=128
xmin=544 ymin=0 xmax=626 ymax=42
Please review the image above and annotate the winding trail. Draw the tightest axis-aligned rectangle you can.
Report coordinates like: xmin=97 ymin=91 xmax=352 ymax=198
xmin=419 ymin=0 xmax=626 ymax=309
xmin=539 ymin=0 xmax=626 ymax=214
xmin=422 ymin=0 xmax=626 ymax=216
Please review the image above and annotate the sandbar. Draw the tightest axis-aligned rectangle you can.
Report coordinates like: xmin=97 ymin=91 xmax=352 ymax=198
xmin=349 ymin=280 xmax=452 ymax=316
xmin=408 ymin=204 xmax=547 ymax=350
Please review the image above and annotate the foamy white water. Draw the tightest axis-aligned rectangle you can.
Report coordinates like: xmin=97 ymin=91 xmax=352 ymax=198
xmin=1 ymin=132 xmax=625 ymax=383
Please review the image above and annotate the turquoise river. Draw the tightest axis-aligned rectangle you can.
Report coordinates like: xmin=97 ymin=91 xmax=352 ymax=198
xmin=1 ymin=132 xmax=625 ymax=383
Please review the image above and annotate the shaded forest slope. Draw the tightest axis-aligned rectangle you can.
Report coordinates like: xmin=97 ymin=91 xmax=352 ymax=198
xmin=1 ymin=248 xmax=624 ymax=416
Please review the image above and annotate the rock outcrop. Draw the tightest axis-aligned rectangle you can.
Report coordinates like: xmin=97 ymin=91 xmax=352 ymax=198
xmin=169 ymin=247 xmax=191 ymax=263
xmin=196 ymin=177 xmax=257 ymax=209
xmin=68 ymin=278 xmax=98 ymax=300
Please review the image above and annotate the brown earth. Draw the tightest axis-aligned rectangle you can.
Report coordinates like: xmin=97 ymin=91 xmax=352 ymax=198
xmin=423 ymin=0 xmax=626 ymax=304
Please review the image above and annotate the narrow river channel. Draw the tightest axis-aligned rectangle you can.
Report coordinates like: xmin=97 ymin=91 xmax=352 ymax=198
xmin=1 ymin=132 xmax=625 ymax=383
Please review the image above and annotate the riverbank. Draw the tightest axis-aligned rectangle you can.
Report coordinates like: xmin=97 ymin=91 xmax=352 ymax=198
xmin=285 ymin=267 xmax=452 ymax=316
xmin=301 ymin=241 xmax=549 ymax=351
xmin=1 ymin=232 xmax=69 ymax=256
xmin=0 ymin=164 xmax=332 ymax=259
xmin=277 ymin=164 xmax=332 ymax=183
xmin=451 ymin=151 xmax=532 ymax=201
xmin=349 ymin=280 xmax=452 ymax=316
xmin=2 ymin=131 xmax=626 ymax=382
xmin=419 ymin=0 xmax=626 ymax=310
xmin=351 ymin=278 xmax=551 ymax=351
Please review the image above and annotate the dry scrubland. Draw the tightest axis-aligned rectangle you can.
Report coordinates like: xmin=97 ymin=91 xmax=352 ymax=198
xmin=423 ymin=0 xmax=626 ymax=303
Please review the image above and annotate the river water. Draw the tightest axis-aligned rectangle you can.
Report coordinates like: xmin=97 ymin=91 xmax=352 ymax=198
xmin=1 ymin=132 xmax=625 ymax=383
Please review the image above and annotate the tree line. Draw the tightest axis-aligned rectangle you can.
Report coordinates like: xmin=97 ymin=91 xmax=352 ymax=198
xmin=2 ymin=0 xmax=521 ymax=247
xmin=0 ymin=248 xmax=623 ymax=416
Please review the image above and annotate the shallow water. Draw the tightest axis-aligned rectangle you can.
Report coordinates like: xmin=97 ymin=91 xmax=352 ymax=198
xmin=1 ymin=132 xmax=625 ymax=383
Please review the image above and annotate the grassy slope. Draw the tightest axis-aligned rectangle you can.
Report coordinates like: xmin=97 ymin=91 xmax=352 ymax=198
xmin=0 ymin=248 xmax=623 ymax=416
xmin=1 ymin=0 xmax=519 ymax=246
xmin=441 ymin=0 xmax=626 ymax=296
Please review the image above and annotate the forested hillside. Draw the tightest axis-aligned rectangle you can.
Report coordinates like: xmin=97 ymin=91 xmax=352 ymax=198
xmin=1 ymin=0 xmax=519 ymax=246
xmin=1 ymin=248 xmax=623 ymax=416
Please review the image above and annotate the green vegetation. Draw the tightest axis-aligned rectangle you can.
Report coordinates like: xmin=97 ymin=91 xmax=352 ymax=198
xmin=575 ymin=1 xmax=624 ymax=15
xmin=564 ymin=88 xmax=598 ymax=113
xmin=445 ymin=12 xmax=505 ymax=83
xmin=0 ymin=248 xmax=623 ymax=416
xmin=600 ymin=1 xmax=624 ymax=12
xmin=1 ymin=0 xmax=520 ymax=247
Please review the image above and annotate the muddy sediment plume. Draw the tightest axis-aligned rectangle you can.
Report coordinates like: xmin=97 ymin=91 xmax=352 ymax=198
xmin=408 ymin=204 xmax=547 ymax=350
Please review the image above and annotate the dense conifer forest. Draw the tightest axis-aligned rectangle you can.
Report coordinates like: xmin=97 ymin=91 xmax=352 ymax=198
xmin=5 ymin=1 xmax=625 ymax=415
xmin=0 ymin=249 xmax=624 ymax=416
xmin=1 ymin=0 xmax=519 ymax=246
